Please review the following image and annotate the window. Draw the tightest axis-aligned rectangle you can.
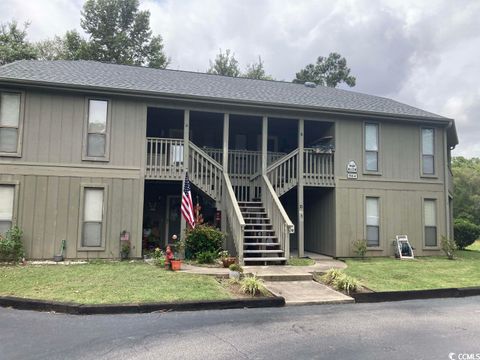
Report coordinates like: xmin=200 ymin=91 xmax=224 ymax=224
xmin=85 ymin=99 xmax=109 ymax=159
xmin=0 ymin=185 xmax=14 ymax=234
xmin=424 ymin=199 xmax=437 ymax=247
xmin=366 ymin=197 xmax=380 ymax=247
xmin=365 ymin=123 xmax=379 ymax=172
xmin=81 ymin=187 xmax=105 ymax=248
xmin=0 ymin=92 xmax=21 ymax=154
xmin=422 ymin=128 xmax=435 ymax=175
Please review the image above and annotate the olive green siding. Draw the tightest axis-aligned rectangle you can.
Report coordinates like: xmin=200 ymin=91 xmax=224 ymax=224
xmin=0 ymin=90 xmax=146 ymax=259
xmin=333 ymin=118 xmax=448 ymax=257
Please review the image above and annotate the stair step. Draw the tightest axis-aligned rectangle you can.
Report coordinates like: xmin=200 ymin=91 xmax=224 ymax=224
xmin=244 ymin=235 xmax=278 ymax=239
xmin=244 ymin=242 xmax=280 ymax=247
xmin=244 ymin=257 xmax=287 ymax=262
xmin=242 ymin=213 xmax=268 ymax=217
xmin=243 ymin=250 xmax=283 ymax=254
xmin=238 ymin=201 xmax=262 ymax=205
xmin=244 ymin=229 xmax=275 ymax=232
xmin=244 ymin=218 xmax=271 ymax=223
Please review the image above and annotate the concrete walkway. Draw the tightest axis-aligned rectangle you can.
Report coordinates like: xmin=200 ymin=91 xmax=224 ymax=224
xmin=264 ymin=280 xmax=354 ymax=305
xmin=182 ymin=256 xmax=351 ymax=305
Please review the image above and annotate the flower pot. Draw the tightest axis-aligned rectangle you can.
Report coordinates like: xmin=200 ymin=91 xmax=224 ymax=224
xmin=222 ymin=257 xmax=236 ymax=268
xmin=229 ymin=270 xmax=241 ymax=280
xmin=170 ymin=259 xmax=182 ymax=271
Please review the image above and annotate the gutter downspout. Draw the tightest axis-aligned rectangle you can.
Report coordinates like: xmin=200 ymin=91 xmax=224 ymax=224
xmin=444 ymin=121 xmax=453 ymax=240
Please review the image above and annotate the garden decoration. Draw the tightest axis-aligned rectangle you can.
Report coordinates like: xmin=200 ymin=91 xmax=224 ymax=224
xmin=53 ymin=239 xmax=66 ymax=262
xmin=165 ymin=245 xmax=175 ymax=269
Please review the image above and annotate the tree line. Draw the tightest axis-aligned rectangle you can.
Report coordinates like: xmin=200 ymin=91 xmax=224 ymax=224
xmin=0 ymin=0 xmax=356 ymax=88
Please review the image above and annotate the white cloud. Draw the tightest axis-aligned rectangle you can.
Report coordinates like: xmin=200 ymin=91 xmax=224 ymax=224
xmin=1 ymin=0 xmax=479 ymax=156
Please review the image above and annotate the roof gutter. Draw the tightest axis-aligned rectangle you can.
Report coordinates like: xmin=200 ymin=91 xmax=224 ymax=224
xmin=0 ymin=77 xmax=454 ymax=125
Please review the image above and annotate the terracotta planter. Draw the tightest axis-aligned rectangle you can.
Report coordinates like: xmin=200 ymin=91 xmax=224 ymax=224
xmin=170 ymin=259 xmax=182 ymax=271
xmin=222 ymin=257 xmax=236 ymax=268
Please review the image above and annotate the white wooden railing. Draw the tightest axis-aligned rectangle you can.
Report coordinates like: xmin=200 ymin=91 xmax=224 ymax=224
xmin=189 ymin=142 xmax=223 ymax=201
xmin=146 ymin=137 xmax=185 ymax=180
xmin=266 ymin=149 xmax=299 ymax=197
xmin=303 ymin=149 xmax=335 ymax=187
xmin=223 ymin=173 xmax=246 ymax=263
xmin=261 ymin=175 xmax=294 ymax=260
xmin=205 ymin=148 xmax=285 ymax=174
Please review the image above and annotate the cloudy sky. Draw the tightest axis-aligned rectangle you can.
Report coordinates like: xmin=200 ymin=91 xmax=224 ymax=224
xmin=1 ymin=0 xmax=479 ymax=157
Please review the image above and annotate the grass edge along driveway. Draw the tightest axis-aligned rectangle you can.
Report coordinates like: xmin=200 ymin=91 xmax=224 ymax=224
xmin=343 ymin=249 xmax=480 ymax=292
xmin=0 ymin=261 xmax=232 ymax=304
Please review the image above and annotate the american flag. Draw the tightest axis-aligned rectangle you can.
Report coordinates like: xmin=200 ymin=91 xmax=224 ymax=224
xmin=181 ymin=172 xmax=195 ymax=229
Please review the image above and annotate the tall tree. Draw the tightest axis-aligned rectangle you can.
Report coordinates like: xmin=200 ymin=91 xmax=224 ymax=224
xmin=0 ymin=21 xmax=37 ymax=66
xmin=207 ymin=49 xmax=241 ymax=77
xmin=293 ymin=52 xmax=356 ymax=87
xmin=452 ymin=157 xmax=480 ymax=224
xmin=244 ymin=56 xmax=273 ymax=80
xmin=35 ymin=30 xmax=90 ymax=61
xmin=80 ymin=0 xmax=168 ymax=68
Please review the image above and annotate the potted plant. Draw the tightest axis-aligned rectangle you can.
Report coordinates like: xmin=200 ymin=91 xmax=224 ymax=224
xmin=120 ymin=241 xmax=130 ymax=260
xmin=229 ymin=263 xmax=243 ymax=280
xmin=170 ymin=258 xmax=182 ymax=271
xmin=219 ymin=250 xmax=236 ymax=268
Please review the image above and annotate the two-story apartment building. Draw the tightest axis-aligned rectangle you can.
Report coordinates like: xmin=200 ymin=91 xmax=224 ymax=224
xmin=0 ymin=60 xmax=458 ymax=264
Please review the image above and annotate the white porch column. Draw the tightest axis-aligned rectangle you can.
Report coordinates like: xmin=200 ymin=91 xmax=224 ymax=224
xmin=298 ymin=119 xmax=305 ymax=257
xmin=221 ymin=113 xmax=229 ymax=241
xmin=180 ymin=110 xmax=190 ymax=244
xmin=262 ymin=115 xmax=268 ymax=174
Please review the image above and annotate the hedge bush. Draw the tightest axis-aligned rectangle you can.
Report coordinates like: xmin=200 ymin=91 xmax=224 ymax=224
xmin=454 ymin=218 xmax=480 ymax=250
xmin=184 ymin=225 xmax=225 ymax=259
xmin=0 ymin=226 xmax=24 ymax=262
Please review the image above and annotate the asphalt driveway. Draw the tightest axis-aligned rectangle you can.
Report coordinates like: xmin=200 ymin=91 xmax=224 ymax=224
xmin=1 ymin=296 xmax=479 ymax=360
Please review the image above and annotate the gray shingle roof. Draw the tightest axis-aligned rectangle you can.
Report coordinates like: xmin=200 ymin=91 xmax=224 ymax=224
xmin=0 ymin=60 xmax=446 ymax=120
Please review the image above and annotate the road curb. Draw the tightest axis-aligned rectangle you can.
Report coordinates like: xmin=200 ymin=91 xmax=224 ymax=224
xmin=351 ymin=286 xmax=480 ymax=303
xmin=0 ymin=296 xmax=285 ymax=315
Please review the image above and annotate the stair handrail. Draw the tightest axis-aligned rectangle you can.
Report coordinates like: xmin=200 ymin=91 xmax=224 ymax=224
xmin=249 ymin=148 xmax=299 ymax=181
xmin=222 ymin=173 xmax=246 ymax=264
xmin=261 ymin=174 xmax=294 ymax=260
xmin=189 ymin=141 xmax=223 ymax=171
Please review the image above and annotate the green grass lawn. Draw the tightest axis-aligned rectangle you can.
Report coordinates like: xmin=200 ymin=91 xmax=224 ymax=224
xmin=467 ymin=240 xmax=480 ymax=251
xmin=287 ymin=257 xmax=316 ymax=266
xmin=0 ymin=261 xmax=232 ymax=304
xmin=343 ymin=250 xmax=480 ymax=292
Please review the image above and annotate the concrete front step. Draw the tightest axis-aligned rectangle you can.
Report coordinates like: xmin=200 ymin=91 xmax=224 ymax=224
xmin=263 ymin=281 xmax=354 ymax=305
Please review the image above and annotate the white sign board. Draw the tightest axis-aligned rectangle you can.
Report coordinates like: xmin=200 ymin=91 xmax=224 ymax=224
xmin=346 ymin=160 xmax=358 ymax=179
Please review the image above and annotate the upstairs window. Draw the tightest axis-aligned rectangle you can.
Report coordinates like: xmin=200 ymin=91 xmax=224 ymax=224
xmin=424 ymin=199 xmax=437 ymax=247
xmin=422 ymin=128 xmax=435 ymax=175
xmin=365 ymin=123 xmax=379 ymax=172
xmin=85 ymin=99 xmax=109 ymax=160
xmin=366 ymin=197 xmax=380 ymax=247
xmin=0 ymin=92 xmax=21 ymax=155
xmin=0 ymin=185 xmax=14 ymax=235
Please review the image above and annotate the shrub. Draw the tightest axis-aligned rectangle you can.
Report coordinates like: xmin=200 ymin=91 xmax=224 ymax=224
xmin=333 ymin=274 xmax=359 ymax=295
xmin=321 ymin=268 xmax=344 ymax=285
xmin=454 ymin=218 xmax=480 ymax=249
xmin=352 ymin=239 xmax=368 ymax=258
xmin=441 ymin=236 xmax=457 ymax=260
xmin=229 ymin=263 xmax=243 ymax=273
xmin=152 ymin=247 xmax=165 ymax=267
xmin=0 ymin=226 xmax=24 ymax=262
xmin=184 ymin=225 xmax=225 ymax=259
xmin=320 ymin=268 xmax=359 ymax=295
xmin=240 ymin=275 xmax=268 ymax=297
xmin=196 ymin=250 xmax=218 ymax=264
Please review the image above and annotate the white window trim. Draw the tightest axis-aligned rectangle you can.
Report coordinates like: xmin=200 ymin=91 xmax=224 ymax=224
xmin=364 ymin=195 xmax=383 ymax=250
xmin=78 ymin=184 xmax=108 ymax=251
xmin=420 ymin=127 xmax=437 ymax=178
xmin=0 ymin=180 xmax=20 ymax=229
xmin=0 ymin=90 xmax=25 ymax=158
xmin=82 ymin=97 xmax=111 ymax=162
xmin=422 ymin=197 xmax=439 ymax=249
xmin=363 ymin=122 xmax=382 ymax=175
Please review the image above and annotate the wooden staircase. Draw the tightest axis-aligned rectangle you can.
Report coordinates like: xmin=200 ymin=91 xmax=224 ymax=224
xmin=239 ymin=201 xmax=287 ymax=265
